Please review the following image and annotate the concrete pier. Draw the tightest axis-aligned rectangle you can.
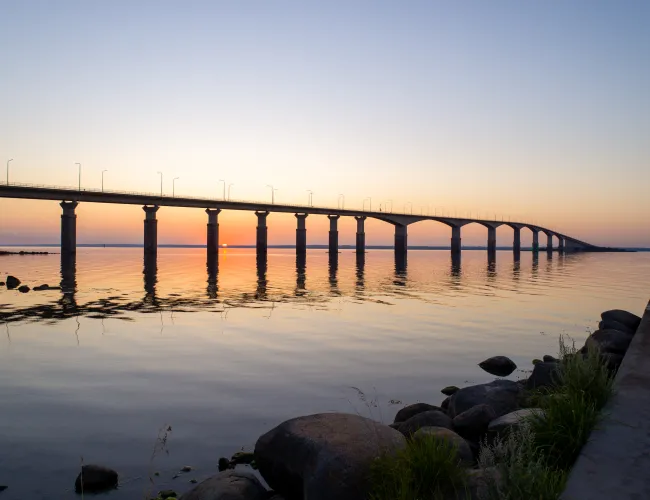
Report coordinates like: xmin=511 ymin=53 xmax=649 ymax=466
xmin=206 ymin=208 xmax=221 ymax=254
xmin=532 ymin=229 xmax=539 ymax=252
xmin=394 ymin=224 xmax=408 ymax=255
xmin=546 ymin=232 xmax=553 ymax=252
xmin=206 ymin=252 xmax=218 ymax=299
xmin=256 ymin=211 xmax=269 ymax=255
xmin=355 ymin=216 xmax=366 ymax=254
xmin=295 ymin=213 xmax=308 ymax=255
xmin=328 ymin=215 xmax=340 ymax=255
xmin=143 ymin=205 xmax=159 ymax=255
xmin=143 ymin=253 xmax=158 ymax=302
xmin=513 ymin=227 xmax=521 ymax=253
xmin=487 ymin=226 xmax=497 ymax=255
xmin=559 ymin=236 xmax=565 ymax=253
xmin=60 ymin=201 xmax=78 ymax=254
xmin=451 ymin=226 xmax=462 ymax=255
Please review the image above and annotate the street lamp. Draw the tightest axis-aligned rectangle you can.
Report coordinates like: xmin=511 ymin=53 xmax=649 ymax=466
xmin=218 ymin=179 xmax=226 ymax=200
xmin=363 ymin=197 xmax=372 ymax=211
xmin=228 ymin=183 xmax=234 ymax=200
xmin=404 ymin=202 xmax=412 ymax=214
xmin=266 ymin=184 xmax=277 ymax=204
xmin=307 ymin=190 xmax=313 ymax=207
xmin=173 ymin=177 xmax=179 ymax=198
xmin=6 ymin=159 xmax=13 ymax=185
xmin=75 ymin=163 xmax=81 ymax=190
xmin=338 ymin=194 xmax=345 ymax=209
xmin=386 ymin=199 xmax=393 ymax=213
xmin=157 ymin=171 xmax=163 ymax=197
xmin=102 ymin=169 xmax=108 ymax=192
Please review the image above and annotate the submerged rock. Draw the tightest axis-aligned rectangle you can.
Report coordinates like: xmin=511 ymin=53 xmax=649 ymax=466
xmin=398 ymin=410 xmax=453 ymax=436
xmin=179 ymin=470 xmax=267 ymax=500
xmin=6 ymin=276 xmax=20 ymax=289
xmin=478 ymin=356 xmax=518 ymax=377
xmin=441 ymin=386 xmax=460 ymax=396
xmin=412 ymin=426 xmax=474 ymax=466
xmin=601 ymin=309 xmax=641 ymax=332
xmin=18 ymin=285 xmax=30 ymax=293
xmin=585 ymin=329 xmax=633 ymax=354
xmin=452 ymin=404 xmax=496 ymax=441
xmin=448 ymin=380 xmax=522 ymax=418
xmin=255 ymin=413 xmax=405 ymax=500
xmin=74 ymin=464 xmax=118 ymax=493
xmin=33 ymin=283 xmax=50 ymax=291
xmin=393 ymin=403 xmax=441 ymax=424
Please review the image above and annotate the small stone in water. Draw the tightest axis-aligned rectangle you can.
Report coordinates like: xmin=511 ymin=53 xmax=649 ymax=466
xmin=441 ymin=385 xmax=459 ymax=396
xmin=158 ymin=490 xmax=177 ymax=499
xmin=189 ymin=478 xmax=197 ymax=484
xmin=218 ymin=457 xmax=230 ymax=471
xmin=153 ymin=471 xmax=160 ymax=476
xmin=180 ymin=465 xmax=192 ymax=472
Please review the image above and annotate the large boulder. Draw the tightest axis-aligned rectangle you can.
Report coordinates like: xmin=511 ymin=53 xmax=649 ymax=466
xmin=393 ymin=403 xmax=441 ymax=424
xmin=179 ymin=469 xmax=268 ymax=500
xmin=6 ymin=276 xmax=20 ymax=289
xmin=599 ymin=352 xmax=624 ymax=371
xmin=487 ymin=409 xmax=544 ymax=438
xmin=254 ymin=413 xmax=406 ymax=500
xmin=74 ymin=464 xmax=118 ymax=493
xmin=397 ymin=410 xmax=453 ymax=436
xmin=412 ymin=427 xmax=474 ymax=466
xmin=448 ymin=380 xmax=522 ymax=418
xmin=478 ymin=356 xmax=517 ymax=377
xmin=526 ymin=362 xmax=560 ymax=390
xmin=585 ymin=329 xmax=633 ymax=354
xmin=598 ymin=319 xmax=635 ymax=335
xmin=452 ymin=404 xmax=496 ymax=441
xmin=466 ymin=467 xmax=502 ymax=500
xmin=601 ymin=310 xmax=641 ymax=332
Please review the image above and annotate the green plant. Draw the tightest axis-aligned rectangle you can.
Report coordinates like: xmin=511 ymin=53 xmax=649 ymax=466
xmin=370 ymin=435 xmax=468 ymax=500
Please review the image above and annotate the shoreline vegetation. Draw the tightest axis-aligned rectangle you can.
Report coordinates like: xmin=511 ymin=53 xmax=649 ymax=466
xmin=68 ymin=308 xmax=641 ymax=500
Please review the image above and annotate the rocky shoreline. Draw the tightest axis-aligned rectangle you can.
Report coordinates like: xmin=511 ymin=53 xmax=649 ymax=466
xmin=10 ymin=308 xmax=643 ymax=499
xmin=0 ymin=274 xmax=60 ymax=293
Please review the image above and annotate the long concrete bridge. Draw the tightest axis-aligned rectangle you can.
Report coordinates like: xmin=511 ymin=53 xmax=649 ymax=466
xmin=0 ymin=183 xmax=600 ymax=257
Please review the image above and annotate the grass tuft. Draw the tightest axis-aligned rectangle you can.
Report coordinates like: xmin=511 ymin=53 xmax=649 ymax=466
xmin=370 ymin=434 xmax=468 ymax=500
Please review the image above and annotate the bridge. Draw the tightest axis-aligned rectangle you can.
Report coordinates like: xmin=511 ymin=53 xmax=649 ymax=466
xmin=0 ymin=183 xmax=600 ymax=257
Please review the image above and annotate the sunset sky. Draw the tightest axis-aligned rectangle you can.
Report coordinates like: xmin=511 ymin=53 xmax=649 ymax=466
xmin=1 ymin=1 xmax=648 ymax=247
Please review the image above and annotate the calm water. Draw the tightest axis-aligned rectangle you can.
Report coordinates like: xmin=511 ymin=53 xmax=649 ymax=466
xmin=0 ymin=247 xmax=648 ymax=499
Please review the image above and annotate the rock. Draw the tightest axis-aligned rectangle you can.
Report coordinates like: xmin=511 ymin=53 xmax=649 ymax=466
xmin=6 ymin=276 xmax=20 ymax=289
xmin=466 ymin=467 xmax=502 ymax=500
xmin=0 ymin=485 xmax=7 ymax=491
xmin=441 ymin=396 xmax=450 ymax=411
xmin=487 ymin=409 xmax=544 ymax=438
xmin=74 ymin=464 xmax=118 ymax=493
xmin=268 ymin=496 xmax=286 ymax=500
xmin=412 ymin=426 xmax=474 ymax=466
xmin=217 ymin=457 xmax=230 ymax=471
xmin=599 ymin=319 xmax=635 ymax=335
xmin=441 ymin=385 xmax=459 ymax=396
xmin=18 ymin=285 xmax=30 ymax=293
xmin=254 ymin=413 xmax=406 ymax=500
xmin=180 ymin=465 xmax=193 ymax=472
xmin=599 ymin=352 xmax=624 ymax=370
xmin=33 ymin=284 xmax=50 ymax=291
xmin=601 ymin=309 xmax=641 ymax=332
xmin=542 ymin=355 xmax=558 ymax=363
xmin=0 ymin=282 xmax=5 ymax=286
xmin=230 ymin=451 xmax=255 ymax=466
xmin=159 ymin=490 xmax=178 ymax=499
xmin=398 ymin=410 xmax=453 ymax=436
xmin=393 ymin=403 xmax=441 ymax=424
xmin=448 ymin=380 xmax=522 ymax=418
xmin=179 ymin=470 xmax=267 ymax=500
xmin=189 ymin=479 xmax=197 ymax=484
xmin=532 ymin=358 xmax=542 ymax=365
xmin=585 ymin=329 xmax=633 ymax=354
xmin=526 ymin=362 xmax=560 ymax=390
xmin=452 ymin=404 xmax=496 ymax=441
xmin=478 ymin=356 xmax=518 ymax=377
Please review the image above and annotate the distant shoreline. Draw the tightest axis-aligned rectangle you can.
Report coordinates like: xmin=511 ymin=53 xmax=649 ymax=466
xmin=0 ymin=243 xmax=648 ymax=252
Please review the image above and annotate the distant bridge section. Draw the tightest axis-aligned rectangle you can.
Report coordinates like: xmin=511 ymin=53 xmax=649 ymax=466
xmin=0 ymin=183 xmax=602 ymax=257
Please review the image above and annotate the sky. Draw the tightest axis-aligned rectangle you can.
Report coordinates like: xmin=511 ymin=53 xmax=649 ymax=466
xmin=1 ymin=0 xmax=649 ymax=247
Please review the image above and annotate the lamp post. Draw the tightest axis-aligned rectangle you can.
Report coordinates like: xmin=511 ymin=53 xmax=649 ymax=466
xmin=363 ymin=197 xmax=371 ymax=211
xmin=404 ymin=202 xmax=412 ymax=214
xmin=102 ymin=169 xmax=107 ymax=192
xmin=75 ymin=163 xmax=81 ymax=190
xmin=6 ymin=159 xmax=13 ymax=185
xmin=307 ymin=190 xmax=313 ymax=206
xmin=386 ymin=199 xmax=393 ymax=213
xmin=218 ymin=179 xmax=225 ymax=200
xmin=266 ymin=184 xmax=277 ymax=204
xmin=338 ymin=194 xmax=345 ymax=209
xmin=228 ymin=183 xmax=234 ymax=200
xmin=157 ymin=171 xmax=163 ymax=197
xmin=173 ymin=177 xmax=179 ymax=198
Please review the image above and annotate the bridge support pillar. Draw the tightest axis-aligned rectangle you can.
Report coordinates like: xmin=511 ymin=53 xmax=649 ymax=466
xmin=256 ymin=211 xmax=269 ymax=255
xmin=143 ymin=205 xmax=159 ymax=255
xmin=295 ymin=213 xmax=308 ymax=255
xmin=546 ymin=233 xmax=553 ymax=253
xmin=394 ymin=224 xmax=408 ymax=256
xmin=559 ymin=236 xmax=565 ymax=253
xmin=206 ymin=208 xmax=221 ymax=255
xmin=532 ymin=230 xmax=539 ymax=253
xmin=328 ymin=215 xmax=340 ymax=255
xmin=487 ymin=226 xmax=497 ymax=255
xmin=513 ymin=227 xmax=521 ymax=253
xmin=355 ymin=216 xmax=366 ymax=254
xmin=60 ymin=201 xmax=78 ymax=255
xmin=451 ymin=226 xmax=462 ymax=256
